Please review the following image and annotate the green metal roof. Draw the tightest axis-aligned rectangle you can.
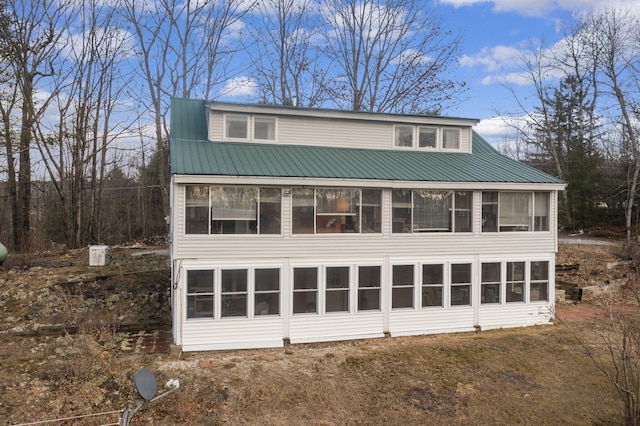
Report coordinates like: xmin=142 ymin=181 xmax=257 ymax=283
xmin=169 ymin=98 xmax=563 ymax=185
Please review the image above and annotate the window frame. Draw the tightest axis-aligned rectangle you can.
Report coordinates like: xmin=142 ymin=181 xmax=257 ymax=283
xmin=442 ymin=128 xmax=461 ymax=150
xmin=392 ymin=264 xmax=415 ymax=309
xmin=357 ymin=265 xmax=381 ymax=312
xmin=224 ymin=114 xmax=249 ymax=139
xmin=392 ymin=189 xmax=473 ymax=234
xmin=482 ymin=191 xmax=551 ymax=233
xmin=421 ymin=263 xmax=444 ymax=308
xmin=185 ymin=185 xmax=282 ymax=236
xmin=292 ymin=187 xmax=382 ymax=235
xmin=252 ymin=116 xmax=277 ymax=141
xmin=450 ymin=263 xmax=472 ymax=307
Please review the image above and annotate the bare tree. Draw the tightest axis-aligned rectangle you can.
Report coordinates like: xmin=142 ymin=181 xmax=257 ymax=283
xmin=320 ymin=0 xmax=465 ymax=114
xmin=248 ymin=0 xmax=328 ymax=107
xmin=585 ymin=8 xmax=640 ymax=243
xmin=0 ymin=0 xmax=70 ymax=251
xmin=120 ymin=0 xmax=253 ymax=223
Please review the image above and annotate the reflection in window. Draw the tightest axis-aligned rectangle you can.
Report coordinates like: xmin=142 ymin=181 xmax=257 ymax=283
xmin=187 ymin=270 xmax=214 ymax=318
xmin=361 ymin=189 xmax=382 ymax=233
xmin=226 ymin=115 xmax=248 ymax=139
xmin=413 ymin=190 xmax=452 ymax=232
xmin=358 ymin=266 xmax=381 ymax=311
xmin=254 ymin=117 xmax=276 ymax=140
xmin=419 ymin=127 xmax=437 ymax=148
xmin=186 ymin=186 xmax=209 ymax=234
xmin=221 ymin=269 xmax=248 ymax=317
xmin=211 ymin=187 xmax=258 ymax=234
xmin=392 ymin=190 xmax=412 ymax=233
xmin=395 ymin=125 xmax=413 ymax=147
xmin=443 ymin=128 xmax=460 ymax=149
xmin=292 ymin=188 xmax=314 ymax=234
xmin=530 ymin=261 xmax=549 ymax=302
xmin=506 ymin=262 xmax=525 ymax=303
xmin=482 ymin=192 xmax=498 ymax=232
xmin=422 ymin=264 xmax=443 ymax=307
xmin=481 ymin=263 xmax=501 ymax=304
xmin=500 ymin=192 xmax=531 ymax=232
xmin=255 ymin=268 xmax=280 ymax=315
xmin=392 ymin=265 xmax=414 ymax=309
xmin=534 ymin=192 xmax=550 ymax=231
xmin=326 ymin=267 xmax=350 ymax=312
xmin=451 ymin=263 xmax=471 ymax=306
xmin=259 ymin=188 xmax=281 ymax=234
xmin=293 ymin=267 xmax=318 ymax=314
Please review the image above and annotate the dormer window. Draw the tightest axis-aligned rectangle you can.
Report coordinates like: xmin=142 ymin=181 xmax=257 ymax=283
xmin=394 ymin=124 xmax=463 ymax=151
xmin=394 ymin=125 xmax=413 ymax=147
xmin=224 ymin=114 xmax=277 ymax=141
xmin=226 ymin=115 xmax=248 ymax=139
xmin=418 ymin=127 xmax=437 ymax=148
xmin=443 ymin=128 xmax=460 ymax=149
xmin=254 ymin=117 xmax=276 ymax=140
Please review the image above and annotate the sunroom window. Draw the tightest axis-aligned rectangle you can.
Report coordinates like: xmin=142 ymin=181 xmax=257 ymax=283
xmin=481 ymin=262 xmax=501 ymax=304
xmin=482 ymin=191 xmax=550 ymax=232
xmin=292 ymin=188 xmax=382 ymax=234
xmin=450 ymin=263 xmax=471 ymax=306
xmin=392 ymin=190 xmax=473 ymax=233
xmin=392 ymin=265 xmax=414 ymax=309
xmin=186 ymin=270 xmax=214 ymax=318
xmin=185 ymin=186 xmax=281 ymax=235
xmin=530 ymin=261 xmax=549 ymax=302
xmin=506 ymin=262 xmax=525 ymax=303
xmin=358 ymin=266 xmax=381 ymax=311
xmin=422 ymin=264 xmax=443 ymax=307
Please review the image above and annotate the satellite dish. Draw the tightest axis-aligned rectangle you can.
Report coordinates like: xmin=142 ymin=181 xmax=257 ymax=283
xmin=134 ymin=368 xmax=157 ymax=401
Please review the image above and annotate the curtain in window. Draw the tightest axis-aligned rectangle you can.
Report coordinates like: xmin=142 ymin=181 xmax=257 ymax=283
xmin=499 ymin=192 xmax=530 ymax=227
xmin=210 ymin=187 xmax=258 ymax=220
xmin=413 ymin=190 xmax=452 ymax=231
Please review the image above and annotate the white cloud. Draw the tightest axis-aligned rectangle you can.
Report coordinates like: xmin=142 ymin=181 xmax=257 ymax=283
xmin=459 ymin=45 xmax=523 ymax=72
xmin=219 ymin=77 xmax=257 ymax=98
xmin=440 ymin=0 xmax=640 ymax=17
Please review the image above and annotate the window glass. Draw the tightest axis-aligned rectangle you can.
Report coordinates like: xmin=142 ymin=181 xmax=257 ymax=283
xmin=221 ymin=269 xmax=248 ymax=317
xmin=454 ymin=191 xmax=473 ymax=232
xmin=255 ymin=268 xmax=280 ymax=315
xmin=293 ymin=267 xmax=317 ymax=313
xmin=534 ymin=192 xmax=550 ymax=231
xmin=316 ymin=188 xmax=360 ymax=233
xmin=185 ymin=186 xmax=209 ymax=234
xmin=326 ymin=267 xmax=350 ymax=312
xmin=211 ymin=187 xmax=258 ymax=234
xmin=413 ymin=190 xmax=452 ymax=232
xmin=358 ymin=266 xmax=381 ymax=311
xmin=226 ymin=115 xmax=248 ymax=139
xmin=506 ymin=262 xmax=525 ymax=302
xmin=482 ymin=192 xmax=498 ymax=232
xmin=481 ymin=263 xmax=501 ymax=304
xmin=530 ymin=261 xmax=549 ymax=302
xmin=292 ymin=188 xmax=314 ymax=234
xmin=395 ymin=125 xmax=413 ymax=147
xmin=361 ymin=189 xmax=382 ymax=233
xmin=499 ymin=192 xmax=531 ymax=231
xmin=443 ymin=128 xmax=460 ymax=149
xmin=422 ymin=264 xmax=443 ymax=307
xmin=187 ymin=270 xmax=214 ymax=318
xmin=418 ymin=127 xmax=437 ymax=148
xmin=451 ymin=263 xmax=471 ymax=306
xmin=392 ymin=265 xmax=414 ymax=309
xmin=254 ymin=117 xmax=276 ymax=140
xmin=392 ymin=190 xmax=412 ymax=233
xmin=259 ymin=188 xmax=281 ymax=234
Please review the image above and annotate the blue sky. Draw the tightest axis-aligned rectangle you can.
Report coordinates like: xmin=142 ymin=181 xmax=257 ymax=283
xmin=434 ymin=0 xmax=640 ymax=142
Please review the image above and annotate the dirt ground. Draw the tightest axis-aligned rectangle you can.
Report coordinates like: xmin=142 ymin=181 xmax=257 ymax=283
xmin=0 ymin=235 xmax=638 ymax=425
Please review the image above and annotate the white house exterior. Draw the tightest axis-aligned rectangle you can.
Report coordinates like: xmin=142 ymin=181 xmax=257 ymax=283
xmin=169 ymin=98 xmax=565 ymax=352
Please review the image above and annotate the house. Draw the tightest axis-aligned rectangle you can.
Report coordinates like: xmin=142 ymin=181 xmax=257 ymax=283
xmin=168 ymin=98 xmax=565 ymax=352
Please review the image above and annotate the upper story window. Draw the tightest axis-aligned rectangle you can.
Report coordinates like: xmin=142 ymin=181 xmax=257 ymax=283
xmin=442 ymin=128 xmax=460 ymax=149
xmin=292 ymin=188 xmax=382 ymax=234
xmin=482 ymin=191 xmax=550 ymax=233
xmin=224 ymin=114 xmax=276 ymax=141
xmin=185 ymin=185 xmax=282 ymax=235
xmin=392 ymin=189 xmax=472 ymax=233
xmin=226 ymin=115 xmax=248 ymax=139
xmin=394 ymin=125 xmax=462 ymax=150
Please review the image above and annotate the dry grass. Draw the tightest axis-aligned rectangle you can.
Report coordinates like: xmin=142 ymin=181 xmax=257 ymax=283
xmin=0 ymin=241 xmax=634 ymax=425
